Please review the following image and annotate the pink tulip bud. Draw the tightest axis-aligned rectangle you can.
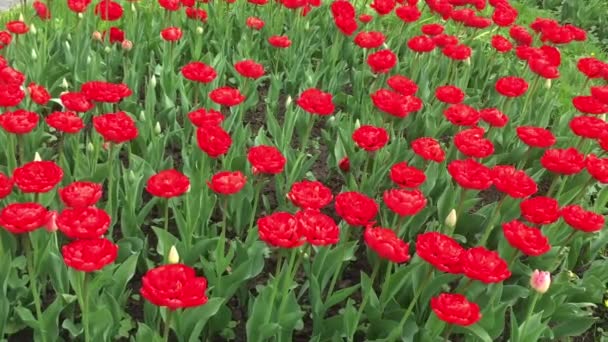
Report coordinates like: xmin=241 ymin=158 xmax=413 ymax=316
xmin=44 ymin=210 xmax=58 ymax=232
xmin=530 ymin=269 xmax=551 ymax=294
xmin=122 ymin=39 xmax=133 ymax=51
xmin=92 ymin=31 xmax=103 ymax=42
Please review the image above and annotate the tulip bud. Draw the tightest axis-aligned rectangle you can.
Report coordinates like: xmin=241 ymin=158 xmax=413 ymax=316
xmin=65 ymin=41 xmax=71 ymax=51
xmin=196 ymin=27 xmax=204 ymax=34
xmin=154 ymin=122 xmax=162 ymax=135
xmin=355 ymin=119 xmax=361 ymax=129
xmin=44 ymin=211 xmax=58 ymax=232
xmin=87 ymin=55 xmax=92 ymax=64
xmin=530 ymin=270 xmax=551 ymax=294
xmin=122 ymin=40 xmax=133 ymax=51
xmin=604 ymin=298 xmax=608 ymax=308
xmin=78 ymin=13 xmax=84 ymax=19
xmin=150 ymin=75 xmax=157 ymax=88
xmin=544 ymin=79 xmax=552 ymax=89
xmin=32 ymin=26 xmax=38 ymax=36
xmin=128 ymin=170 xmax=136 ymax=182
xmin=92 ymin=31 xmax=103 ymax=42
xmin=168 ymin=246 xmax=180 ymax=264
xmin=600 ymin=114 xmax=607 ymax=122
xmin=34 ymin=152 xmax=42 ymax=162
xmin=19 ymin=13 xmax=24 ymax=21
xmin=139 ymin=110 xmax=146 ymax=121
xmin=131 ymin=3 xmax=136 ymax=12
xmin=285 ymin=96 xmax=292 ymax=107
xmin=61 ymin=78 xmax=69 ymax=89
xmin=86 ymin=142 xmax=95 ymax=152
xmin=104 ymin=46 xmax=112 ymax=54
xmin=465 ymin=57 xmax=471 ymax=66
xmin=67 ymin=33 xmax=72 ymax=41
xmin=339 ymin=157 xmax=350 ymax=172
xmin=305 ymin=21 xmax=310 ymax=31
xmin=445 ymin=209 xmax=457 ymax=229
xmin=31 ymin=49 xmax=37 ymax=60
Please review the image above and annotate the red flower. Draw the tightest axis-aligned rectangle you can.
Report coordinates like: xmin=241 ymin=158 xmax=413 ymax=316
xmin=268 ymin=35 xmax=291 ymax=48
xmin=577 ymin=57 xmax=606 ymax=79
xmin=448 ymin=159 xmax=492 ymax=190
xmin=495 ymin=76 xmax=528 ymax=97
xmin=454 ymin=127 xmax=495 ymax=159
xmin=352 ymin=125 xmax=389 ymax=151
xmin=246 ymin=16 xmax=265 ymax=30
xmin=591 ymin=86 xmax=608 ymax=104
xmin=331 ymin=1 xmax=357 ymax=35
xmin=389 ymin=162 xmax=425 ymax=188
xmin=492 ymin=6 xmax=517 ymax=27
xmin=358 ymin=14 xmax=373 ymax=23
xmin=60 ymin=92 xmax=94 ymax=112
xmin=541 ymin=148 xmax=585 ymax=175
xmin=480 ymin=108 xmax=508 ymax=127
xmin=387 ymin=75 xmax=418 ymax=96
xmin=561 ymin=205 xmax=604 ymax=233
xmin=339 ymin=156 xmax=350 ymax=172
xmin=27 ymin=83 xmax=50 ymax=105
xmin=81 ymin=81 xmax=132 ymax=103
xmin=0 ymin=172 xmax=12 ymax=199
xmin=196 ymin=125 xmax=232 ymax=158
xmin=433 ymin=34 xmax=458 ymax=48
xmin=14 ymin=161 xmax=63 ymax=193
xmin=461 ymin=247 xmax=511 ymax=283
xmin=516 ymin=126 xmax=555 ymax=148
xmin=570 ymin=116 xmax=608 ymax=139
xmin=68 ymin=0 xmax=92 ymax=13
xmin=367 ymin=49 xmax=397 ymax=74
xmin=0 ymin=110 xmax=39 ymax=134
xmin=57 ymin=207 xmax=111 ymax=239
xmin=257 ymin=212 xmax=305 ymax=248
xmin=0 ymin=66 xmax=25 ymax=85
xmin=59 ymin=181 xmax=103 ymax=208
xmin=45 ymin=109 xmax=84 ymax=133
xmin=94 ymin=0 xmax=123 ymax=21
xmin=396 ymin=5 xmax=421 ymax=23
xmin=33 ymin=1 xmax=51 ymax=19
xmin=185 ymin=8 xmax=208 ymax=21
xmin=370 ymin=89 xmax=410 ymax=118
xmin=209 ymin=86 xmax=245 ymax=107
xmin=181 ymin=62 xmax=217 ymax=83
xmin=407 ymin=35 xmax=435 ymax=53
xmin=431 ymin=293 xmax=481 ymax=326
xmin=442 ymin=44 xmax=471 ymax=60
xmin=509 ymin=25 xmax=532 ymax=46
xmin=6 ymin=21 xmax=28 ymax=34
xmin=158 ymin=0 xmax=181 ymax=10
xmin=247 ymin=145 xmax=286 ymax=175
xmin=296 ymin=88 xmax=335 ymax=115
xmin=421 ymin=23 xmax=444 ymax=36
xmin=435 ymin=85 xmax=464 ymax=104
xmin=161 ymin=27 xmax=182 ymax=41
xmin=520 ymin=196 xmax=560 ymax=225
xmin=187 ymin=108 xmax=224 ymax=127
xmin=0 ymin=203 xmax=48 ymax=234
xmin=93 ymin=111 xmax=139 ymax=143
xmin=383 ymin=189 xmax=426 ymax=216
xmin=371 ymin=0 xmax=395 ymax=15
xmin=444 ymin=104 xmax=480 ymax=127
xmin=416 ymin=232 xmax=464 ymax=274
xmin=586 ymin=154 xmax=608 ymax=183
xmin=572 ymin=96 xmax=608 ymax=115
xmin=146 ymin=170 xmax=190 ymax=198
xmin=235 ymin=60 xmax=265 ymax=79
xmin=411 ymin=137 xmax=445 ymax=163
xmin=62 ymin=238 xmax=118 ymax=272
xmin=287 ymin=180 xmax=333 ymax=210
xmin=141 ymin=264 xmax=209 ymax=309
xmin=207 ymin=171 xmax=246 ymax=195
xmin=364 ymin=226 xmax=410 ymax=263
xmin=335 ymin=191 xmax=379 ymax=226
xmin=502 ymin=220 xmax=550 ymax=256
xmin=0 ymin=31 xmax=12 ymax=48
xmin=296 ymin=209 xmax=339 ymax=246
xmin=354 ymin=31 xmax=385 ymax=49
xmin=103 ymin=27 xmax=125 ymax=43
xmin=491 ymin=165 xmax=537 ymax=198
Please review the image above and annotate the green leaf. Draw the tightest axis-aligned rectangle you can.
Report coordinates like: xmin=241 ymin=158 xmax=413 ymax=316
xmin=181 ymin=298 xmax=224 ymax=342
xmin=460 ymin=324 xmax=493 ymax=342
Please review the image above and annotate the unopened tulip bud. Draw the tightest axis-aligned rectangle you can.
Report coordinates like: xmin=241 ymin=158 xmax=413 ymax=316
xmin=285 ymin=96 xmax=292 ymax=107
xmin=186 ymin=185 xmax=191 ymax=193
xmin=168 ymin=246 xmax=179 ymax=264
xmin=31 ymin=49 xmax=37 ymax=60
xmin=61 ymin=78 xmax=69 ymax=89
xmin=445 ymin=209 xmax=457 ymax=229
xmin=339 ymin=157 xmax=350 ymax=172
xmin=305 ymin=21 xmax=310 ymax=31
xmin=544 ymin=79 xmax=552 ymax=89
xmin=139 ymin=110 xmax=146 ymax=121
xmin=104 ymin=46 xmax=112 ymax=53
xmin=86 ymin=142 xmax=95 ymax=152
xmin=530 ymin=270 xmax=551 ymax=294
xmin=355 ymin=119 xmax=361 ymax=129
xmin=154 ymin=122 xmax=161 ymax=135
xmin=92 ymin=31 xmax=102 ymax=41
xmin=196 ymin=27 xmax=204 ymax=34
xmin=67 ymin=33 xmax=72 ymax=41
xmin=465 ymin=57 xmax=471 ymax=66
xmin=150 ymin=75 xmax=157 ymax=88
xmin=78 ymin=13 xmax=83 ymax=19
xmin=87 ymin=55 xmax=92 ymax=64
xmin=19 ymin=13 xmax=24 ymax=21
xmin=128 ymin=170 xmax=136 ymax=182
xmin=131 ymin=3 xmax=136 ymax=12
xmin=600 ymin=114 xmax=606 ymax=122
xmin=65 ymin=41 xmax=71 ymax=52
xmin=44 ymin=211 xmax=58 ymax=232
xmin=122 ymin=40 xmax=133 ymax=51
xmin=34 ymin=152 xmax=42 ymax=162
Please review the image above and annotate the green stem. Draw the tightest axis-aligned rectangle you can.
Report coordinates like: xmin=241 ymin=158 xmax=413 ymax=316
xmin=81 ymin=272 xmax=90 ymax=342
xmin=520 ymin=76 xmax=541 ymax=124
xmin=516 ymin=148 xmax=532 ymax=170
xmin=216 ymin=197 xmax=229 ymax=278
xmin=546 ymin=175 xmax=561 ymax=197
xmin=552 ymin=231 xmax=577 ymax=271
xmin=349 ymin=262 xmax=381 ymax=341
xmin=387 ymin=268 xmax=434 ymax=341
xmin=17 ymin=134 xmax=25 ymax=165
xmin=245 ymin=177 xmax=265 ymax=240
xmin=478 ymin=196 xmax=507 ymax=246
xmin=521 ymin=292 xmax=539 ymax=336
xmin=508 ymin=250 xmax=520 ymax=267
xmin=22 ymin=234 xmax=46 ymax=342
xmin=163 ymin=309 xmax=173 ymax=342
xmin=300 ymin=114 xmax=316 ymax=151
xmin=443 ymin=325 xmax=454 ymax=341
xmin=276 ymin=248 xmax=302 ymax=319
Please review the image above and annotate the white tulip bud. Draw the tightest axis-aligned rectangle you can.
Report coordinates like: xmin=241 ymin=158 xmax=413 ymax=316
xmin=86 ymin=142 xmax=95 ymax=152
xmin=196 ymin=27 xmax=204 ymax=35
xmin=600 ymin=114 xmax=606 ymax=122
xmin=139 ymin=110 xmax=146 ymax=121
xmin=445 ymin=209 xmax=457 ymax=229
xmin=61 ymin=78 xmax=69 ymax=89
xmin=465 ymin=57 xmax=471 ymax=66
xmin=104 ymin=46 xmax=112 ymax=53
xmin=34 ymin=152 xmax=42 ymax=162
xmin=355 ymin=119 xmax=361 ymax=129
xmin=154 ymin=122 xmax=161 ymax=135
xmin=128 ymin=170 xmax=136 ymax=182
xmin=285 ymin=96 xmax=292 ymax=107
xmin=150 ymin=75 xmax=157 ymax=88
xmin=31 ymin=49 xmax=37 ymax=60
xmin=86 ymin=55 xmax=91 ymax=64
xmin=78 ymin=13 xmax=83 ymax=19
xmin=19 ymin=13 xmax=24 ymax=21
xmin=30 ymin=24 xmax=36 ymax=35
xmin=131 ymin=3 xmax=137 ymax=12
xmin=64 ymin=41 xmax=71 ymax=51
xmin=544 ymin=79 xmax=552 ymax=89
xmin=168 ymin=246 xmax=179 ymax=264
